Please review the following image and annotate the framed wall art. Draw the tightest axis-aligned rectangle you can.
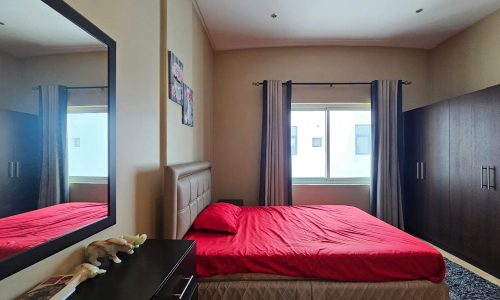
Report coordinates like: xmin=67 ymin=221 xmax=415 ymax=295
xmin=168 ymin=51 xmax=184 ymax=105
xmin=182 ymin=84 xmax=194 ymax=127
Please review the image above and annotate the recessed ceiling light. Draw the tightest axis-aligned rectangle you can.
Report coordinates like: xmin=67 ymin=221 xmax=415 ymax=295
xmin=416 ymin=8 xmax=423 ymax=13
xmin=271 ymin=13 xmax=278 ymax=19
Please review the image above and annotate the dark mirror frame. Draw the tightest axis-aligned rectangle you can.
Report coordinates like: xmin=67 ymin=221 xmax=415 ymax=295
xmin=0 ymin=0 xmax=116 ymax=280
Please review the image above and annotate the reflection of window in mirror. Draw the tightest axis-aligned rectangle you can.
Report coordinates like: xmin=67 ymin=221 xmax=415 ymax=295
xmin=67 ymin=105 xmax=108 ymax=184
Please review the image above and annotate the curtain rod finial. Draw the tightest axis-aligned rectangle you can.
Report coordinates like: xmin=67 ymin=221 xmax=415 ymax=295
xmin=252 ymin=82 xmax=262 ymax=86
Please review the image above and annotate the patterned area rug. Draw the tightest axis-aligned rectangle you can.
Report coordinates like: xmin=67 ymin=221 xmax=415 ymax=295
xmin=444 ymin=258 xmax=500 ymax=300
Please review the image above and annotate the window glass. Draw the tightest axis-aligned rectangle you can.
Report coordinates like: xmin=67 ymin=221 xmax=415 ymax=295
xmin=291 ymin=110 xmax=326 ymax=178
xmin=67 ymin=112 xmax=108 ymax=177
xmin=329 ymin=110 xmax=371 ymax=178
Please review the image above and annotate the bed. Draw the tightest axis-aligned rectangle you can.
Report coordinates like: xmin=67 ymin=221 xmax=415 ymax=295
xmin=0 ymin=202 xmax=108 ymax=260
xmin=163 ymin=161 xmax=449 ymax=300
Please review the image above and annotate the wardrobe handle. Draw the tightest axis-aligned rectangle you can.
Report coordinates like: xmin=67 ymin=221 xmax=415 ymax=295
xmin=16 ymin=162 xmax=20 ymax=178
xmin=481 ymin=166 xmax=488 ymax=189
xmin=420 ymin=162 xmax=425 ymax=180
xmin=488 ymin=166 xmax=496 ymax=190
xmin=417 ymin=162 xmax=420 ymax=180
xmin=8 ymin=162 xmax=14 ymax=178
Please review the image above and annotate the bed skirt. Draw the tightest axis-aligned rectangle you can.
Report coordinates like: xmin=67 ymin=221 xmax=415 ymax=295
xmin=198 ymin=279 xmax=450 ymax=300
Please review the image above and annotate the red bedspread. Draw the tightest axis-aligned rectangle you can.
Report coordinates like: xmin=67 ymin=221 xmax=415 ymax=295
xmin=0 ymin=202 xmax=107 ymax=260
xmin=185 ymin=205 xmax=445 ymax=282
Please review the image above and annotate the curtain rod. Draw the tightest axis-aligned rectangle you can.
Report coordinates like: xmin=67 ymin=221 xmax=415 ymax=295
xmin=251 ymin=81 xmax=412 ymax=86
xmin=32 ymin=85 xmax=108 ymax=90
xmin=66 ymin=86 xmax=108 ymax=90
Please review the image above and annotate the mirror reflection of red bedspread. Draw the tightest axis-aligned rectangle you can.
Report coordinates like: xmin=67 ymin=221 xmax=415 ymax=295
xmin=0 ymin=202 xmax=107 ymax=260
xmin=185 ymin=205 xmax=446 ymax=282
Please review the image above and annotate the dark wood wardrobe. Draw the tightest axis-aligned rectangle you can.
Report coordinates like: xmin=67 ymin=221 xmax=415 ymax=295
xmin=0 ymin=110 xmax=40 ymax=218
xmin=404 ymin=84 xmax=500 ymax=278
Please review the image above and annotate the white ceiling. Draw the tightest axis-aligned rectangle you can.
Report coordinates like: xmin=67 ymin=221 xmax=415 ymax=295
xmin=0 ymin=0 xmax=106 ymax=58
xmin=194 ymin=0 xmax=500 ymax=50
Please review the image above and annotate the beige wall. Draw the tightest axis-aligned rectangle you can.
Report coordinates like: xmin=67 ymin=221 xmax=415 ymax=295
xmin=0 ymin=51 xmax=107 ymax=115
xmin=20 ymin=51 xmax=108 ymax=114
xmin=0 ymin=0 xmax=161 ymax=298
xmin=0 ymin=51 xmax=22 ymax=112
xmin=213 ymin=46 xmax=428 ymax=206
xmin=69 ymin=183 xmax=108 ymax=203
xmin=165 ymin=0 xmax=213 ymax=165
xmin=430 ymin=9 xmax=500 ymax=103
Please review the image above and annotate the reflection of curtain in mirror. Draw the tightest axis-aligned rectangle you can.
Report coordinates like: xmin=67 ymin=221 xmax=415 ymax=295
xmin=38 ymin=85 xmax=69 ymax=208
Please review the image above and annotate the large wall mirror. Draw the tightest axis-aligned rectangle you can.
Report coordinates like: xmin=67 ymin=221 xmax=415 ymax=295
xmin=0 ymin=0 xmax=116 ymax=279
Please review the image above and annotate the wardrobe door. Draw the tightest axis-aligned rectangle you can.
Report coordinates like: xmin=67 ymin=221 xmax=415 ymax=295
xmin=403 ymin=108 xmax=424 ymax=235
xmin=471 ymin=86 xmax=500 ymax=276
xmin=0 ymin=111 xmax=16 ymax=218
xmin=0 ymin=111 xmax=40 ymax=218
xmin=12 ymin=112 xmax=40 ymax=214
xmin=420 ymin=101 xmax=450 ymax=245
xmin=449 ymin=94 xmax=475 ymax=258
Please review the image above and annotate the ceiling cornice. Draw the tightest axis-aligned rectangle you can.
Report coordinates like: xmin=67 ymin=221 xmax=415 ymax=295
xmin=192 ymin=0 xmax=216 ymax=50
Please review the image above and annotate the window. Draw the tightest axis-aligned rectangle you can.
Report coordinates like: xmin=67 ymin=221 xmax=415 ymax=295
xmin=312 ymin=137 xmax=322 ymax=147
xmin=67 ymin=106 xmax=108 ymax=183
xmin=291 ymin=104 xmax=371 ymax=184
xmin=290 ymin=110 xmax=326 ymax=178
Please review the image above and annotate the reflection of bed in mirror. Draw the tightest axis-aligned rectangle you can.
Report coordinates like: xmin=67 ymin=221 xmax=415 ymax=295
xmin=0 ymin=202 xmax=107 ymax=260
xmin=0 ymin=0 xmax=116 ymax=279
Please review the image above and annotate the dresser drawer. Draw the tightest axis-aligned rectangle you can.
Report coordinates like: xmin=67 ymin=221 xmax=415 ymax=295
xmin=154 ymin=244 xmax=197 ymax=300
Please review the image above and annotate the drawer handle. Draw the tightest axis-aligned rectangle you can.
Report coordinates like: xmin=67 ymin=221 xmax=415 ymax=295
xmin=172 ymin=275 xmax=194 ymax=299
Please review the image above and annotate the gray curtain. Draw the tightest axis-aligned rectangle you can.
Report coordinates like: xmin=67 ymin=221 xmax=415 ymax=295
xmin=370 ymin=80 xmax=404 ymax=229
xmin=38 ymin=85 xmax=69 ymax=208
xmin=259 ymin=80 xmax=292 ymax=206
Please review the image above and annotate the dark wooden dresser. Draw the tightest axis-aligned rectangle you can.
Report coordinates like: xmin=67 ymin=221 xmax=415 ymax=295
xmin=70 ymin=239 xmax=197 ymax=300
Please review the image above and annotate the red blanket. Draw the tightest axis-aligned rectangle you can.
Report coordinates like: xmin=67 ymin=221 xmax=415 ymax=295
xmin=0 ymin=202 xmax=107 ymax=260
xmin=185 ymin=205 xmax=445 ymax=282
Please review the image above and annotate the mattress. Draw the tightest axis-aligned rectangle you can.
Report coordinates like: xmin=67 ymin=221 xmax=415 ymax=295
xmin=185 ymin=205 xmax=446 ymax=282
xmin=200 ymin=273 xmax=307 ymax=282
xmin=198 ymin=279 xmax=450 ymax=300
xmin=0 ymin=202 xmax=108 ymax=260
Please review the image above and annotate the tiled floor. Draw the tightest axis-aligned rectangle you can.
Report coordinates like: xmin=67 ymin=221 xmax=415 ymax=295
xmin=432 ymin=244 xmax=500 ymax=286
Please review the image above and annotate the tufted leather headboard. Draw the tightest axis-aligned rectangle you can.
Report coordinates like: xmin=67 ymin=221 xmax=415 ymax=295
xmin=163 ymin=161 xmax=212 ymax=239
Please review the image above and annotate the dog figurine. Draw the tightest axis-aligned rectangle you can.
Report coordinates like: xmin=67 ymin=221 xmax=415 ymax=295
xmin=86 ymin=238 xmax=134 ymax=266
xmin=71 ymin=263 xmax=106 ymax=284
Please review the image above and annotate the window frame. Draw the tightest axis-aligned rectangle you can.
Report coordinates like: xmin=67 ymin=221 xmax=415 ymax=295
xmin=291 ymin=103 xmax=371 ymax=185
xmin=67 ymin=105 xmax=109 ymax=184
